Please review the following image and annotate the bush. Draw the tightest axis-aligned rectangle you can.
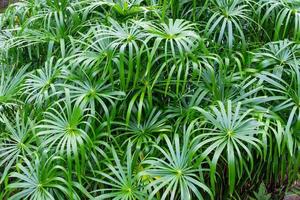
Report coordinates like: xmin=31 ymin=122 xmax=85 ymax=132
xmin=0 ymin=0 xmax=299 ymax=199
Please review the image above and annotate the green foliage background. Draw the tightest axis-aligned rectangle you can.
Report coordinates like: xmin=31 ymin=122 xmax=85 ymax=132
xmin=0 ymin=0 xmax=299 ymax=199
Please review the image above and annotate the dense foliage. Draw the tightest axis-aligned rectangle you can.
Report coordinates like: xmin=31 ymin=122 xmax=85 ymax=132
xmin=0 ymin=0 xmax=299 ymax=199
